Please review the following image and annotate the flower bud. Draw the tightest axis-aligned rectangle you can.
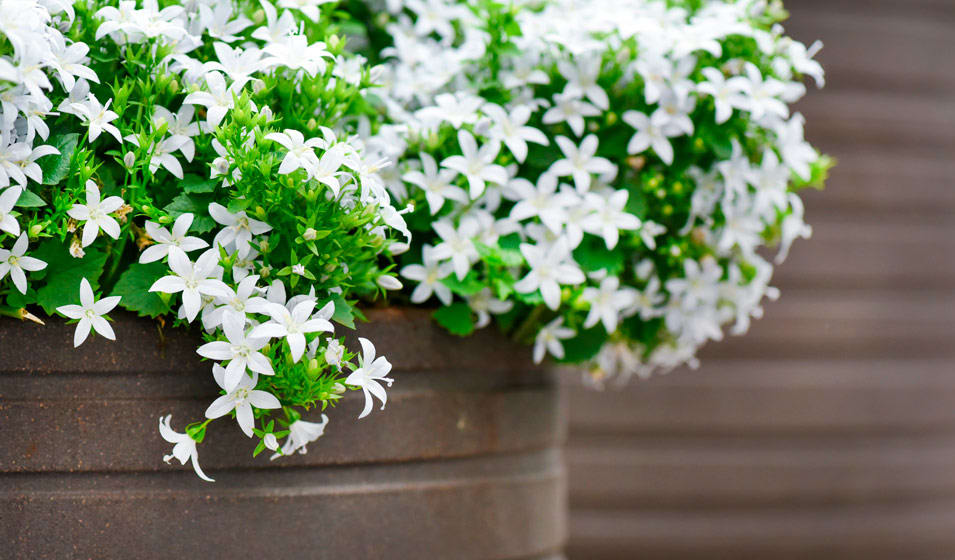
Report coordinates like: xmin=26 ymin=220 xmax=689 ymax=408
xmin=303 ymin=228 xmax=318 ymax=241
xmin=263 ymin=433 xmax=279 ymax=451
xmin=123 ymin=152 xmax=135 ymax=168
xmin=377 ymin=275 xmax=402 ymax=291
xmin=325 ymin=339 xmax=344 ymax=367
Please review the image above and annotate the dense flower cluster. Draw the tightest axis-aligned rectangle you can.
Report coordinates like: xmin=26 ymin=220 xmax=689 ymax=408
xmin=352 ymin=0 xmax=830 ymax=384
xmin=0 ymin=0 xmax=407 ymax=480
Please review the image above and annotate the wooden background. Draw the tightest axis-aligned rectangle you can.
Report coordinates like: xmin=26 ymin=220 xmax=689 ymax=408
xmin=564 ymin=1 xmax=955 ymax=558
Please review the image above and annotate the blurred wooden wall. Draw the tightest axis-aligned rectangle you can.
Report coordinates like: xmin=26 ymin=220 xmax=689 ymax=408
xmin=564 ymin=1 xmax=955 ymax=558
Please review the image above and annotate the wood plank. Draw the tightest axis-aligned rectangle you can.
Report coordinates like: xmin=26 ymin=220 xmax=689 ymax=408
xmin=567 ymin=502 xmax=955 ymax=560
xmin=567 ymin=432 xmax=955 ymax=508
xmin=562 ymin=359 xmax=955 ymax=435
xmin=774 ymin=217 xmax=955 ymax=289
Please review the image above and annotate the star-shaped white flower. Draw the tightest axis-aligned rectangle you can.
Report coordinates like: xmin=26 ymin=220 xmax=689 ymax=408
xmin=621 ymin=110 xmax=684 ymax=165
xmin=547 ymin=135 xmax=616 ymax=193
xmin=66 ymin=181 xmax=124 ymax=247
xmin=250 ymin=300 xmax=334 ymax=363
xmin=149 ymin=247 xmax=230 ymax=322
xmin=71 ymin=94 xmax=123 ymax=144
xmin=345 ymin=337 xmax=394 ymax=419
xmin=441 ymin=130 xmax=508 ymax=199
xmin=581 ymin=276 xmax=637 ymax=332
xmin=508 ymin=174 xmax=573 ymax=234
xmin=542 ymin=92 xmax=601 ymax=137
xmin=514 ymin=239 xmax=585 ymax=310
xmin=402 ymin=153 xmax=466 ymax=215
xmin=430 ymin=217 xmax=479 ymax=281
xmin=208 ymin=203 xmax=272 ymax=258
xmin=183 ymin=71 xmax=236 ymax=129
xmin=533 ymin=317 xmax=575 ymax=364
xmin=206 ymin=274 xmax=272 ymax=328
xmin=56 ymin=277 xmax=122 ymax=347
xmin=159 ymin=415 xmax=214 ymax=482
xmin=197 ymin=312 xmax=275 ymax=391
xmin=140 ymin=213 xmax=209 ymax=263
xmin=270 ymin=415 xmax=329 ymax=459
xmin=0 ymin=186 xmax=22 ymax=237
xmin=580 ymin=190 xmax=641 ymax=249
xmin=400 ymin=244 xmax=454 ymax=305
xmin=482 ymin=103 xmax=548 ymax=163
xmin=0 ymin=233 xmax=47 ymax=294
xmin=265 ymin=129 xmax=324 ymax=177
xmin=205 ymin=366 xmax=281 ymax=438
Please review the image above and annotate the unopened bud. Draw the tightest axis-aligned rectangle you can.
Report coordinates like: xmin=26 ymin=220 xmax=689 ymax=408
xmin=303 ymin=228 xmax=318 ymax=241
xmin=123 ymin=152 xmax=135 ymax=168
xmin=377 ymin=275 xmax=402 ymax=291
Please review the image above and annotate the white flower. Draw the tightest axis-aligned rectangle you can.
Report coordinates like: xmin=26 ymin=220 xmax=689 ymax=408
xmin=151 ymin=104 xmax=199 ymax=161
xmin=66 ymin=181 xmax=124 ymax=247
xmin=208 ymin=203 xmax=272 ymax=257
xmin=441 ymin=130 xmax=508 ymax=199
xmin=71 ymin=95 xmax=123 ymax=144
xmin=345 ymin=337 xmax=394 ymax=419
xmin=580 ymin=190 xmax=641 ymax=250
xmin=197 ymin=312 xmax=275 ymax=391
xmin=697 ymin=67 xmax=750 ymax=124
xmin=140 ymin=213 xmax=209 ymax=263
xmin=558 ymin=53 xmax=608 ymax=109
xmin=204 ymin=43 xmax=263 ymax=90
xmin=207 ymin=274 xmax=272 ymax=327
xmin=533 ymin=317 xmax=575 ymax=364
xmin=279 ymin=0 xmax=336 ymax=22
xmin=508 ymin=174 xmax=573 ymax=233
xmin=741 ymin=63 xmax=790 ymax=121
xmin=261 ymin=34 xmax=332 ymax=77
xmin=402 ymin=153 xmax=467 ymax=215
xmin=149 ymin=247 xmax=230 ymax=322
xmin=159 ymin=415 xmax=213 ymax=482
xmin=250 ymin=300 xmax=334 ymax=363
xmin=581 ymin=276 xmax=637 ymax=332
xmin=482 ymin=103 xmax=548 ymax=163
xmin=401 ymin=244 xmax=454 ymax=305
xmin=205 ymin=366 xmax=281 ymax=438
xmin=547 ymin=135 xmax=616 ymax=193
xmin=542 ymin=92 xmax=601 ymax=137
xmin=467 ymin=288 xmax=513 ymax=328
xmin=430 ymin=217 xmax=479 ymax=281
xmin=0 ymin=186 xmax=22 ymax=237
xmin=56 ymin=277 xmax=122 ymax=347
xmin=271 ymin=415 xmax=328 ymax=459
xmin=415 ymin=92 xmax=483 ymax=129
xmin=0 ymin=233 xmax=46 ymax=294
xmin=665 ymin=257 xmax=723 ymax=309
xmin=266 ymin=129 xmax=323 ymax=176
xmin=325 ymin=339 xmax=344 ymax=367
xmin=183 ymin=72 xmax=235 ymax=129
xmin=198 ymin=2 xmax=251 ymax=43
xmin=514 ymin=240 xmax=585 ymax=310
xmin=621 ymin=110 xmax=683 ymax=165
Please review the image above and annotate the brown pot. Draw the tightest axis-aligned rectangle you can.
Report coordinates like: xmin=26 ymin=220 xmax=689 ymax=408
xmin=0 ymin=308 xmax=567 ymax=559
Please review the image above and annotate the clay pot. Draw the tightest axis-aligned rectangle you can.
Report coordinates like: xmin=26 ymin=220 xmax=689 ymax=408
xmin=0 ymin=308 xmax=566 ymax=559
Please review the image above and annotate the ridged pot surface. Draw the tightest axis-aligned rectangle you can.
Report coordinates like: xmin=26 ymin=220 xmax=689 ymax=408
xmin=0 ymin=307 xmax=566 ymax=560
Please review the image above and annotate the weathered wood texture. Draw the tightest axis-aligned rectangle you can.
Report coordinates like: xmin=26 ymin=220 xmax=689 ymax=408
xmin=565 ymin=1 xmax=955 ymax=558
xmin=0 ymin=308 xmax=567 ymax=560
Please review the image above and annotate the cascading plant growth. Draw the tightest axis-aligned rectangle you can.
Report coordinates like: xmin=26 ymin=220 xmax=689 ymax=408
xmin=349 ymin=0 xmax=830 ymax=384
xmin=0 ymin=0 xmax=409 ymax=480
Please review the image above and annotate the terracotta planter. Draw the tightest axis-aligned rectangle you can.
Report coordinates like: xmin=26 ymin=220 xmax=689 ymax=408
xmin=0 ymin=308 xmax=566 ymax=559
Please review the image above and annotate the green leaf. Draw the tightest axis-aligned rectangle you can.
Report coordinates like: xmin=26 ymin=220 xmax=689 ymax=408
xmin=441 ymin=272 xmax=484 ymax=296
xmin=432 ymin=302 xmax=475 ymax=337
xmin=30 ymin=240 xmax=108 ymax=315
xmin=572 ymin=235 xmax=625 ymax=274
xmin=39 ymin=133 xmax=79 ymax=185
xmin=164 ymin=193 xmax=216 ymax=233
xmin=558 ymin=326 xmax=608 ymax=363
xmin=111 ymin=262 xmax=172 ymax=318
xmin=326 ymin=293 xmax=355 ymax=329
xmin=182 ymin=174 xmax=218 ymax=194
xmin=476 ymin=241 xmax=523 ymax=267
xmin=16 ymin=190 xmax=46 ymax=208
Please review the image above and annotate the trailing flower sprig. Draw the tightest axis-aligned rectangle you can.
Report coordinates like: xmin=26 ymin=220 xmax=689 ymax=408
xmin=349 ymin=0 xmax=831 ymax=384
xmin=0 ymin=0 xmax=409 ymax=479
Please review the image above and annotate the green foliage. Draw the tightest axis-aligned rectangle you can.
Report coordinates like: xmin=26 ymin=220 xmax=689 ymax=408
xmin=111 ymin=262 xmax=171 ymax=318
xmin=433 ymin=302 xmax=476 ymax=336
xmin=29 ymin=240 xmax=107 ymax=315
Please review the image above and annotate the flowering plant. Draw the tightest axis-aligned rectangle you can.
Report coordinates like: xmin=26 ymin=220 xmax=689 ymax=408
xmin=0 ymin=0 xmax=409 ymax=480
xmin=350 ymin=0 xmax=830 ymax=384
